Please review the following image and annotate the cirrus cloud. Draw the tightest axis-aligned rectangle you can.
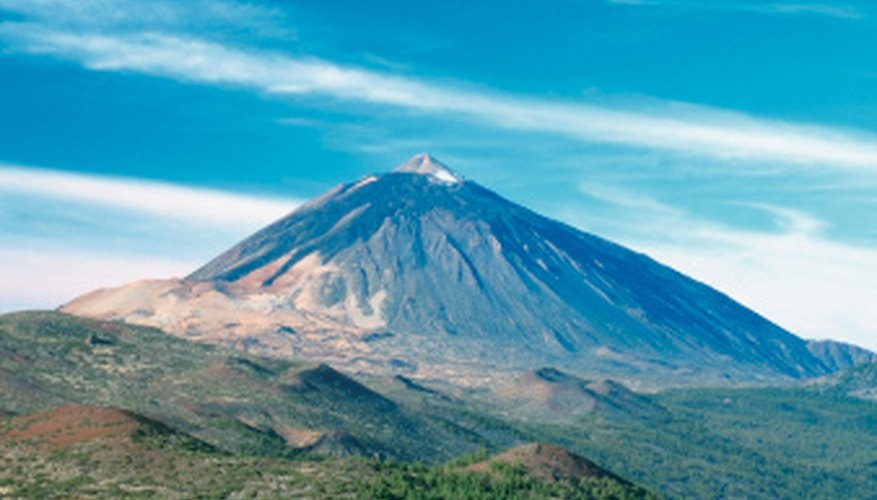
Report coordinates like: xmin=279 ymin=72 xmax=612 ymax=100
xmin=0 ymin=164 xmax=299 ymax=228
xmin=1 ymin=2 xmax=877 ymax=170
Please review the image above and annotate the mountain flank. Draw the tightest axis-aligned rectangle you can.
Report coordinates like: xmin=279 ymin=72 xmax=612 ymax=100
xmin=62 ymin=154 xmax=869 ymax=385
xmin=0 ymin=405 xmax=214 ymax=453
xmin=3 ymin=310 xmax=877 ymax=498
xmin=0 ymin=310 xmax=487 ymax=462
xmin=494 ymin=368 xmax=665 ymax=423
xmin=465 ymin=443 xmax=625 ymax=483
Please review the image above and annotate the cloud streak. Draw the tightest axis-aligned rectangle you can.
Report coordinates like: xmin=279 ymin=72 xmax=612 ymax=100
xmin=0 ymin=247 xmax=195 ymax=311
xmin=2 ymin=4 xmax=877 ymax=170
xmin=607 ymin=0 xmax=863 ymax=20
xmin=763 ymin=3 xmax=862 ymax=19
xmin=0 ymin=164 xmax=300 ymax=310
xmin=0 ymin=165 xmax=299 ymax=228
xmin=0 ymin=0 xmax=292 ymax=37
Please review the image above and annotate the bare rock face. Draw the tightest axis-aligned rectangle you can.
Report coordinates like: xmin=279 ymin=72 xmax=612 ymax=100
xmin=806 ymin=339 xmax=877 ymax=372
xmin=64 ymin=154 xmax=834 ymax=385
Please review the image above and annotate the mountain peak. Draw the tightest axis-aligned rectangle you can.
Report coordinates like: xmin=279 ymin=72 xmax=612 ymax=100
xmin=394 ymin=153 xmax=462 ymax=183
xmin=63 ymin=154 xmax=833 ymax=385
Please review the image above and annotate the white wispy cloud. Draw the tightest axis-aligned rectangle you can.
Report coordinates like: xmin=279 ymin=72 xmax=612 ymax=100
xmin=0 ymin=0 xmax=293 ymax=37
xmin=607 ymin=0 xmax=863 ymax=20
xmin=2 ymin=3 xmax=877 ymax=169
xmin=575 ymin=184 xmax=877 ymax=350
xmin=606 ymin=0 xmax=660 ymax=5
xmin=0 ymin=164 xmax=301 ymax=311
xmin=759 ymin=3 xmax=861 ymax=19
xmin=0 ymin=248 xmax=195 ymax=311
xmin=0 ymin=165 xmax=299 ymax=229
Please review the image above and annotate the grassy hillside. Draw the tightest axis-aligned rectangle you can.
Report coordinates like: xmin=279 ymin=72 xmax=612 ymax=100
xmin=0 ymin=403 xmax=385 ymax=499
xmin=387 ymin=367 xmax=877 ymax=499
xmin=0 ymin=311 xmax=501 ymax=462
xmin=0 ymin=405 xmax=653 ymax=499
xmin=510 ymin=385 xmax=877 ymax=499
xmin=3 ymin=311 xmax=877 ymax=498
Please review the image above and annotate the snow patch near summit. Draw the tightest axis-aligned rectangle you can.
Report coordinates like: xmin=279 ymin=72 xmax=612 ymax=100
xmin=395 ymin=153 xmax=462 ymax=184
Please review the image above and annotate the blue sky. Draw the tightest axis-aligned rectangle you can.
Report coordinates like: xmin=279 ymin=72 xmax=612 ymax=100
xmin=1 ymin=0 xmax=877 ymax=349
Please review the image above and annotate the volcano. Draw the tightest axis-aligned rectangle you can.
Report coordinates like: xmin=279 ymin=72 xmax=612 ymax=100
xmin=64 ymin=154 xmax=834 ymax=385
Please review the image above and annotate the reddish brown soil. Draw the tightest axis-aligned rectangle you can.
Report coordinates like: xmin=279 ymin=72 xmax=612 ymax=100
xmin=465 ymin=443 xmax=621 ymax=483
xmin=1 ymin=406 xmax=141 ymax=451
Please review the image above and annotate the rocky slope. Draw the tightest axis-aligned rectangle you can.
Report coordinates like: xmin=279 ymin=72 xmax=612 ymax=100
xmin=806 ymin=339 xmax=877 ymax=372
xmin=64 ymin=154 xmax=843 ymax=384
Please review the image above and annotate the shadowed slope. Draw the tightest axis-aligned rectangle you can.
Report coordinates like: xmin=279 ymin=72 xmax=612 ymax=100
xmin=65 ymin=154 xmax=833 ymax=384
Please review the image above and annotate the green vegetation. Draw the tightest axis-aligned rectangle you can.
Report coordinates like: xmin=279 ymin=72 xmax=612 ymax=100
xmin=0 ymin=435 xmax=369 ymax=499
xmin=0 ymin=415 xmax=651 ymax=499
xmin=360 ymin=461 xmax=657 ymax=499
xmin=0 ymin=450 xmax=653 ymax=499
xmin=508 ymin=386 xmax=877 ymax=499
xmin=3 ymin=311 xmax=877 ymax=498
xmin=0 ymin=311 xmax=495 ymax=462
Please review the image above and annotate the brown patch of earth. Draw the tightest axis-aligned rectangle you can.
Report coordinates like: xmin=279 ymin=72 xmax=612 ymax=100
xmin=0 ymin=406 xmax=142 ymax=452
xmin=465 ymin=443 xmax=624 ymax=484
